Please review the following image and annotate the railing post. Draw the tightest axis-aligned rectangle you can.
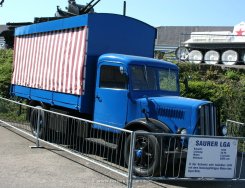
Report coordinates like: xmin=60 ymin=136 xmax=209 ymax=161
xmin=127 ymin=131 xmax=135 ymax=188
xmin=30 ymin=108 xmax=43 ymax=149
xmin=36 ymin=109 xmax=40 ymax=147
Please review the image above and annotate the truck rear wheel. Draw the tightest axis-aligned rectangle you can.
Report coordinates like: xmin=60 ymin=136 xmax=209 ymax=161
xmin=124 ymin=130 xmax=160 ymax=177
xmin=30 ymin=106 xmax=47 ymax=139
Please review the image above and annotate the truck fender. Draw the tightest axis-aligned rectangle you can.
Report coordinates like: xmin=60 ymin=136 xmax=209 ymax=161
xmin=125 ymin=118 xmax=172 ymax=133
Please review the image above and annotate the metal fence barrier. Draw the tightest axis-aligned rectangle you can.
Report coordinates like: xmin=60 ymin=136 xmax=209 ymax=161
xmin=0 ymin=97 xmax=135 ymax=187
xmin=226 ymin=119 xmax=245 ymax=137
xmin=0 ymin=97 xmax=245 ymax=188
xmin=129 ymin=131 xmax=245 ymax=184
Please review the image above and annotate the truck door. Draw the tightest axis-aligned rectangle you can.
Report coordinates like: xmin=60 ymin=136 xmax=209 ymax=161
xmin=94 ymin=64 xmax=128 ymax=129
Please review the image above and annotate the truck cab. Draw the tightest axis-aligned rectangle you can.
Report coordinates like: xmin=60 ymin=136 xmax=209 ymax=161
xmin=93 ymin=53 xmax=220 ymax=176
xmin=94 ymin=53 xmax=218 ymax=136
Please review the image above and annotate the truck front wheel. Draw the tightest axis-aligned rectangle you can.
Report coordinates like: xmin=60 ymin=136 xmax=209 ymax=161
xmin=124 ymin=130 xmax=160 ymax=176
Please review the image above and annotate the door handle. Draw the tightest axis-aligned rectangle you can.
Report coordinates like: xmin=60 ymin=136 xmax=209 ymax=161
xmin=96 ymin=95 xmax=102 ymax=102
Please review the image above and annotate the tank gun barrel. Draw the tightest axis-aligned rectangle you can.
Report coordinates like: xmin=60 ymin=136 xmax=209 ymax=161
xmin=80 ymin=0 xmax=95 ymax=13
xmin=80 ymin=0 xmax=101 ymax=14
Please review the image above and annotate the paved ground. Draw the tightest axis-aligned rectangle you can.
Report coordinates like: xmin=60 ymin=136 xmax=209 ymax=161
xmin=0 ymin=125 xmax=244 ymax=188
xmin=0 ymin=125 xmax=170 ymax=188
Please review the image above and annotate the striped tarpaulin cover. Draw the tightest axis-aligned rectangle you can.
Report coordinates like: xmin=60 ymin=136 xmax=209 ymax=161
xmin=12 ymin=27 xmax=87 ymax=95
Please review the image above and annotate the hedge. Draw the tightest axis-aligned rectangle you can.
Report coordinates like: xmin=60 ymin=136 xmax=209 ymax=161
xmin=177 ymin=62 xmax=245 ymax=123
xmin=0 ymin=49 xmax=13 ymax=98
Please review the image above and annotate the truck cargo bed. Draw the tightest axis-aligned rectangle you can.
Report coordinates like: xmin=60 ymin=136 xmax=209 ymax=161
xmin=11 ymin=13 xmax=156 ymax=113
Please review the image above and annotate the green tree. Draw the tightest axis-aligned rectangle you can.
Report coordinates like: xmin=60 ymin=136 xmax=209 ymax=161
xmin=0 ymin=49 xmax=13 ymax=97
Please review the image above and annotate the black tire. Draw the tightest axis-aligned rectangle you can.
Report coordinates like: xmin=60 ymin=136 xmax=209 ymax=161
xmin=30 ymin=106 xmax=46 ymax=138
xmin=124 ymin=130 xmax=161 ymax=177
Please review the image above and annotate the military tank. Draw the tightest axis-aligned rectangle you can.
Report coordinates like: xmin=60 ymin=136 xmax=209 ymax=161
xmin=176 ymin=22 xmax=245 ymax=65
xmin=0 ymin=0 xmax=100 ymax=48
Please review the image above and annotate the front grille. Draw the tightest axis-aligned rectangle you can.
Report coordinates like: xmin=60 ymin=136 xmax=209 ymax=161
xmin=199 ymin=103 xmax=217 ymax=136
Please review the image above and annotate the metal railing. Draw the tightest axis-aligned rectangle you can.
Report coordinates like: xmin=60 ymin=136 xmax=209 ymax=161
xmin=0 ymin=97 xmax=134 ymax=187
xmin=130 ymin=131 xmax=245 ymax=184
xmin=0 ymin=97 xmax=245 ymax=188
xmin=226 ymin=119 xmax=245 ymax=137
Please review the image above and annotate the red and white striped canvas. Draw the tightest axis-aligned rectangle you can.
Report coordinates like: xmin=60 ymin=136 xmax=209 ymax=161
xmin=12 ymin=27 xmax=87 ymax=95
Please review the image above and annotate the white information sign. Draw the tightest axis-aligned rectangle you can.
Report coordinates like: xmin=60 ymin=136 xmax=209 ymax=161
xmin=185 ymin=137 xmax=238 ymax=178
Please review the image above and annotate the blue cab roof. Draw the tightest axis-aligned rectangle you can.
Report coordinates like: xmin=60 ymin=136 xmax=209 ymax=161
xmin=98 ymin=53 xmax=179 ymax=70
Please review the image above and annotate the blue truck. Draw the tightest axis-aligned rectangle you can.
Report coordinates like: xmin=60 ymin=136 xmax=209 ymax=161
xmin=11 ymin=13 xmax=224 ymax=176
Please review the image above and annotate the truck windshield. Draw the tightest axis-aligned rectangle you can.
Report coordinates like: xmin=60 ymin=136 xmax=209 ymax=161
xmin=130 ymin=65 xmax=178 ymax=92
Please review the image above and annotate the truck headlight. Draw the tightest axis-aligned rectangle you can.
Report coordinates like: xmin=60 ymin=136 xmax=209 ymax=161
xmin=177 ymin=128 xmax=187 ymax=140
xmin=180 ymin=128 xmax=187 ymax=135
xmin=220 ymin=125 xmax=228 ymax=136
